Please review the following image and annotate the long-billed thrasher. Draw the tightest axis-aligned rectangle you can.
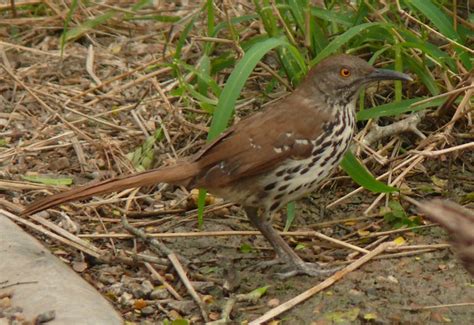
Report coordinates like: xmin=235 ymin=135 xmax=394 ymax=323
xmin=23 ymin=54 xmax=412 ymax=277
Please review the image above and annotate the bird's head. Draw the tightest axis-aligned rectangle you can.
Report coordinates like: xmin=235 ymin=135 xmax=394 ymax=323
xmin=305 ymin=54 xmax=412 ymax=106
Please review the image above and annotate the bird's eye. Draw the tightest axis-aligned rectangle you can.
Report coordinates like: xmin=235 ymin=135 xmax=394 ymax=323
xmin=340 ymin=68 xmax=351 ymax=78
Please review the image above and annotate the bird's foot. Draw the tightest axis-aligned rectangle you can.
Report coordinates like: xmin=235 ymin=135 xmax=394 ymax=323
xmin=276 ymin=262 xmax=340 ymax=279
xmin=251 ymin=257 xmax=286 ymax=271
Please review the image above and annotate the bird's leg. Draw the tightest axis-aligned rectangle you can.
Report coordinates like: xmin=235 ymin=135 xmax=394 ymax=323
xmin=244 ymin=207 xmax=337 ymax=278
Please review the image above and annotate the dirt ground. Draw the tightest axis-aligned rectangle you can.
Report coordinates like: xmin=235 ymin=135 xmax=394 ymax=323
xmin=68 ymin=159 xmax=473 ymax=324
xmin=1 ymin=1 xmax=473 ymax=324
xmin=150 ymin=166 xmax=474 ymax=324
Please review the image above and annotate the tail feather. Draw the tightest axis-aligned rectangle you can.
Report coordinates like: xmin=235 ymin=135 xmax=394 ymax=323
xmin=22 ymin=163 xmax=198 ymax=216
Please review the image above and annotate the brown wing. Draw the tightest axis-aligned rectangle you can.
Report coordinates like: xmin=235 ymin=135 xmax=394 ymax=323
xmin=193 ymin=93 xmax=330 ymax=188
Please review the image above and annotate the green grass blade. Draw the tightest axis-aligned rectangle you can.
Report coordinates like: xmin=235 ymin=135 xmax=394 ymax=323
xmin=207 ymin=37 xmax=291 ymax=140
xmin=284 ymin=201 xmax=296 ymax=232
xmin=181 ymin=59 xmax=221 ymax=97
xmin=60 ymin=0 xmax=79 ymax=54
xmin=394 ymin=44 xmax=403 ymax=102
xmin=206 ymin=0 xmax=215 ymax=36
xmin=131 ymin=0 xmax=153 ymax=11
xmin=288 ymin=0 xmax=306 ymax=29
xmin=311 ymin=7 xmax=353 ymax=26
xmin=125 ymin=15 xmax=180 ymax=23
xmin=352 ymin=0 xmax=369 ymax=26
xmin=213 ymin=15 xmax=258 ymax=37
xmin=197 ymin=189 xmax=207 ymax=227
xmin=340 ymin=151 xmax=397 ymax=193
xmin=175 ymin=17 xmax=196 ymax=60
xmin=22 ymin=175 xmax=73 ymax=186
xmin=399 ymin=38 xmax=456 ymax=72
xmin=407 ymin=0 xmax=460 ymax=41
xmin=403 ymin=55 xmax=440 ymax=96
xmin=63 ymin=10 xmax=117 ymax=43
xmin=356 ymin=97 xmax=447 ymax=121
xmin=406 ymin=0 xmax=470 ymax=69
xmin=197 ymin=55 xmax=212 ymax=95
xmin=311 ymin=22 xmax=385 ymax=64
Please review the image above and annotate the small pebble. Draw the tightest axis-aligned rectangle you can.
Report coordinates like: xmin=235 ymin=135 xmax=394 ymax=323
xmin=141 ymin=306 xmax=155 ymax=315
xmin=0 ymin=297 xmax=11 ymax=309
xmin=34 ymin=310 xmax=56 ymax=323
xmin=141 ymin=280 xmax=154 ymax=297
xmin=119 ymin=292 xmax=134 ymax=306
xmin=150 ymin=288 xmax=170 ymax=300
xmin=49 ymin=157 xmax=70 ymax=170
xmin=129 ymin=283 xmax=147 ymax=299
xmin=267 ymin=298 xmax=280 ymax=307
xmin=167 ymin=300 xmax=196 ymax=314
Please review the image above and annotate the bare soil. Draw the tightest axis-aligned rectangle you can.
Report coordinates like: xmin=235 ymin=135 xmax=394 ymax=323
xmin=0 ymin=2 xmax=473 ymax=324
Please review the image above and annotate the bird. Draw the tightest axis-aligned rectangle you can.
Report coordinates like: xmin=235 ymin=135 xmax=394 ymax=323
xmin=418 ymin=200 xmax=474 ymax=277
xmin=22 ymin=54 xmax=412 ymax=277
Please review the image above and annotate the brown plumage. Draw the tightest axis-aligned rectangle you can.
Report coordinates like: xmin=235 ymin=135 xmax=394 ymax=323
xmin=419 ymin=200 xmax=474 ymax=276
xmin=23 ymin=54 xmax=412 ymax=277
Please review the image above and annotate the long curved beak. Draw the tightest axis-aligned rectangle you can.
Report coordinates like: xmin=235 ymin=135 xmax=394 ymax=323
xmin=368 ymin=68 xmax=413 ymax=82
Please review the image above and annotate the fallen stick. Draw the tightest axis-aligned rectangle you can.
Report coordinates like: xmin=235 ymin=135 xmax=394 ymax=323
xmin=249 ymin=241 xmax=393 ymax=325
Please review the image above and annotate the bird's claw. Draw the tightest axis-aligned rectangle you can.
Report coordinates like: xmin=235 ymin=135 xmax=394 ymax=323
xmin=276 ymin=262 xmax=340 ymax=279
xmin=250 ymin=257 xmax=286 ymax=271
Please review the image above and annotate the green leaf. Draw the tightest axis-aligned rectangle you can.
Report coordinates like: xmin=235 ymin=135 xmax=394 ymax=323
xmin=311 ymin=23 xmax=388 ymax=66
xmin=394 ymin=44 xmax=403 ymax=102
xmin=207 ymin=37 xmax=292 ymax=140
xmin=175 ymin=17 xmax=196 ymax=60
xmin=287 ymin=0 xmax=306 ymax=31
xmin=127 ymin=128 xmax=163 ymax=170
xmin=197 ymin=189 xmax=207 ymax=227
xmin=181 ymin=59 xmax=221 ymax=97
xmin=206 ymin=0 xmax=215 ymax=36
xmin=213 ymin=14 xmax=258 ymax=37
xmin=404 ymin=54 xmax=440 ymax=96
xmin=244 ymin=286 xmax=269 ymax=303
xmin=356 ymin=96 xmax=447 ymax=121
xmin=407 ymin=0 xmax=460 ymax=41
xmin=311 ymin=22 xmax=386 ymax=65
xmin=406 ymin=0 xmax=470 ymax=69
xmin=284 ymin=201 xmax=296 ymax=232
xmin=340 ymin=151 xmax=396 ymax=193
xmin=240 ymin=243 xmax=254 ymax=253
xmin=22 ymin=175 xmax=73 ymax=186
xmin=171 ymin=320 xmax=189 ymax=325
xmin=130 ymin=0 xmax=154 ymax=11
xmin=295 ymin=243 xmax=306 ymax=250
xmin=126 ymin=15 xmax=180 ymax=23
xmin=60 ymin=0 xmax=79 ymax=54
xmin=311 ymin=7 xmax=353 ymax=26
xmin=62 ymin=10 xmax=117 ymax=43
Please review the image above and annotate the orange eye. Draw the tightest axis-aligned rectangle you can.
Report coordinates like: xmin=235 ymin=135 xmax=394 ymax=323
xmin=340 ymin=68 xmax=351 ymax=77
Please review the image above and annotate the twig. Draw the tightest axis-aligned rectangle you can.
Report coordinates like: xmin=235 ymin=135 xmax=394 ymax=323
xmin=249 ymin=242 xmax=393 ymax=325
xmin=168 ymin=253 xmax=209 ymax=322
xmin=410 ymin=84 xmax=474 ymax=108
xmin=400 ymin=302 xmax=474 ymax=311
xmin=144 ymin=262 xmax=183 ymax=301
xmin=363 ymin=224 xmax=435 ymax=238
xmin=396 ymin=0 xmax=473 ymax=54
xmin=120 ymin=213 xmax=181 ymax=259
xmin=362 ymin=112 xmax=426 ymax=146
xmin=78 ymin=230 xmax=368 ymax=253
xmin=411 ymin=142 xmax=474 ymax=157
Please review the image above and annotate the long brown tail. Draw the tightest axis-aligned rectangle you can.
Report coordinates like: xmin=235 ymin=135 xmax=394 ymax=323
xmin=22 ymin=163 xmax=199 ymax=216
